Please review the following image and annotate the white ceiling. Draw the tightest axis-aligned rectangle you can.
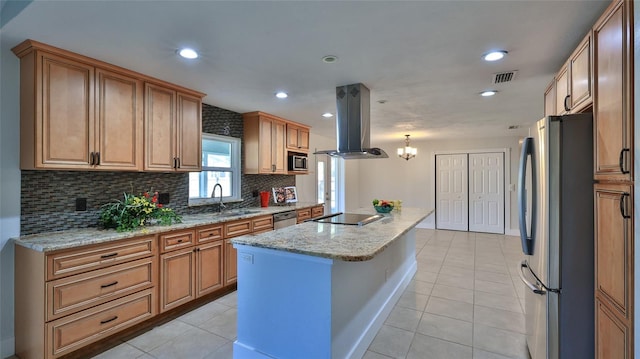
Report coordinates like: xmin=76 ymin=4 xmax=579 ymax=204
xmin=1 ymin=0 xmax=610 ymax=144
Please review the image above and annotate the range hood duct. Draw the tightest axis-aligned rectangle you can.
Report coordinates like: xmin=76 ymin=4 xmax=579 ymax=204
xmin=314 ymin=83 xmax=388 ymax=159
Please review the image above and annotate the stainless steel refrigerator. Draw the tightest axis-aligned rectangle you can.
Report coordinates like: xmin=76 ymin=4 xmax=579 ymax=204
xmin=517 ymin=114 xmax=594 ymax=359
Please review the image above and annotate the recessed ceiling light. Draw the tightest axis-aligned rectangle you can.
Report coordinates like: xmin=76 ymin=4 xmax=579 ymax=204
xmin=275 ymin=91 xmax=288 ymax=99
xmin=322 ymin=55 xmax=338 ymax=63
xmin=322 ymin=112 xmax=333 ymax=118
xmin=377 ymin=100 xmax=387 ymax=104
xmin=482 ymin=50 xmax=507 ymax=62
xmin=177 ymin=48 xmax=199 ymax=59
xmin=480 ymin=90 xmax=498 ymax=97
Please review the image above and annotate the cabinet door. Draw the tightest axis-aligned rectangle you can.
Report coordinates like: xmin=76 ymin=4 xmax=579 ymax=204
xmin=544 ymin=79 xmax=556 ymax=117
xmin=39 ymin=52 xmax=95 ymax=169
xmin=196 ymin=241 xmax=224 ymax=297
xmin=594 ymin=0 xmax=632 ymax=181
xmin=96 ymin=68 xmax=142 ymax=170
xmin=286 ymin=125 xmax=300 ymax=150
xmin=594 ymin=183 xmax=633 ymax=320
xmin=570 ymin=33 xmax=592 ymax=112
xmin=259 ymin=117 xmax=275 ymax=173
xmin=176 ymin=92 xmax=202 ymax=171
xmin=596 ymin=297 xmax=631 ymax=359
xmin=555 ymin=63 xmax=569 ymax=115
xmin=272 ymin=119 xmax=286 ymax=173
xmin=160 ymin=247 xmax=195 ymax=312
xmin=224 ymin=240 xmax=237 ymax=285
xmin=145 ymin=83 xmax=176 ymax=171
xmin=298 ymin=127 xmax=309 ymax=151
xmin=286 ymin=125 xmax=310 ymax=151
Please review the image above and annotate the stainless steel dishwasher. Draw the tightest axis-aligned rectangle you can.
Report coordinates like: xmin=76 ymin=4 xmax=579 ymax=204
xmin=273 ymin=210 xmax=297 ymax=229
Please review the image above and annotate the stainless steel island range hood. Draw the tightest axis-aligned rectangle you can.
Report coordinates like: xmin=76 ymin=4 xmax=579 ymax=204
xmin=314 ymin=83 xmax=388 ymax=159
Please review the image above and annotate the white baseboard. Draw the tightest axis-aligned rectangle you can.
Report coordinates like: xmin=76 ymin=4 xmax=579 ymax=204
xmin=1 ymin=336 xmax=15 ymax=358
xmin=505 ymin=228 xmax=519 ymax=236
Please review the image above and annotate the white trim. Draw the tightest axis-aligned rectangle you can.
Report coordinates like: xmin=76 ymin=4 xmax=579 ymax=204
xmin=431 ymin=148 xmax=511 ymax=234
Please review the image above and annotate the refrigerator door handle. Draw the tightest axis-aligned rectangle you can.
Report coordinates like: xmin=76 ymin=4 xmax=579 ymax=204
xmin=518 ymin=137 xmax=536 ymax=255
xmin=519 ymin=261 xmax=546 ymax=295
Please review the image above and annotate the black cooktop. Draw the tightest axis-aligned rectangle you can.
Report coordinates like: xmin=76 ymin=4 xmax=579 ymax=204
xmin=313 ymin=213 xmax=383 ymax=226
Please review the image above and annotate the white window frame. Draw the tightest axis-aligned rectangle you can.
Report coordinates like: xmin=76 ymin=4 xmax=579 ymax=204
xmin=188 ymin=133 xmax=242 ymax=206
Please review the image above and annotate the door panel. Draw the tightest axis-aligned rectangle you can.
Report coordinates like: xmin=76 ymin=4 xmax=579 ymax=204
xmin=436 ymin=154 xmax=468 ymax=231
xmin=469 ymin=152 xmax=505 ymax=234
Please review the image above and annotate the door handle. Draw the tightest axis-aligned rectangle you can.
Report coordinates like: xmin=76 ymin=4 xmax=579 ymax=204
xmin=619 ymin=148 xmax=630 ymax=174
xmin=518 ymin=137 xmax=536 ymax=255
xmin=519 ymin=261 xmax=546 ymax=295
xmin=563 ymin=94 xmax=571 ymax=112
xmin=620 ymin=192 xmax=631 ymax=219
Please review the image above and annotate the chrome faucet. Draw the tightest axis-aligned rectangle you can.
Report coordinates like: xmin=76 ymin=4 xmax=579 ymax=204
xmin=211 ymin=183 xmax=226 ymax=213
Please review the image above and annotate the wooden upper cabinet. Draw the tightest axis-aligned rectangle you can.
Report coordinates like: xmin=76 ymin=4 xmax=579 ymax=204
xmin=555 ymin=63 xmax=570 ymax=115
xmin=176 ymin=93 xmax=202 ymax=171
xmin=286 ymin=124 xmax=310 ymax=152
xmin=96 ymin=68 xmax=143 ymax=170
xmin=544 ymin=79 xmax=556 ymax=117
xmin=243 ymin=112 xmax=287 ymax=174
xmin=144 ymin=84 xmax=202 ymax=172
xmin=12 ymin=39 xmax=204 ymax=173
xmin=551 ymin=32 xmax=593 ymax=117
xmin=144 ymin=84 xmax=175 ymax=171
xmin=569 ymin=33 xmax=592 ymax=113
xmin=15 ymin=49 xmax=96 ymax=170
xmin=593 ymin=0 xmax=633 ymax=181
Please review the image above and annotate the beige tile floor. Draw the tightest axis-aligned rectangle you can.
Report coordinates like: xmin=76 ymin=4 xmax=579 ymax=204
xmin=91 ymin=229 xmax=528 ymax=359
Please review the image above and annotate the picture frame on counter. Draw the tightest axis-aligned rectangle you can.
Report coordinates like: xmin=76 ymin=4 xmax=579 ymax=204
xmin=273 ymin=186 xmax=298 ymax=204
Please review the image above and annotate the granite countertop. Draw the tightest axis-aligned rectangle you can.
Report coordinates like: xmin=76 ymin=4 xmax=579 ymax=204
xmin=231 ymin=207 xmax=433 ymax=262
xmin=13 ymin=202 xmax=322 ymax=252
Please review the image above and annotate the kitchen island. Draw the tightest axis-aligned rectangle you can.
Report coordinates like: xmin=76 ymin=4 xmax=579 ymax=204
xmin=231 ymin=207 xmax=432 ymax=359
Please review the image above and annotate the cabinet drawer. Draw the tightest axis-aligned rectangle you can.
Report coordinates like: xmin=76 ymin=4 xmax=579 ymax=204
xmin=197 ymin=225 xmax=223 ymax=244
xmin=252 ymin=215 xmax=274 ymax=232
xmin=311 ymin=206 xmax=324 ymax=218
xmin=297 ymin=209 xmax=311 ymax=223
xmin=47 ymin=236 xmax=156 ymax=280
xmin=46 ymin=289 xmax=155 ymax=358
xmin=46 ymin=257 xmax=154 ymax=321
xmin=160 ymin=230 xmax=195 ymax=253
xmin=225 ymin=220 xmax=252 ymax=238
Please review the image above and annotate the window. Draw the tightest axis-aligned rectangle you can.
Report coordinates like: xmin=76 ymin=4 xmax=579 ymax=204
xmin=188 ymin=133 xmax=241 ymax=205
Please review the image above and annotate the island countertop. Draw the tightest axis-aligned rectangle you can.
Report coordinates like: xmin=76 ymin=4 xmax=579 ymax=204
xmin=13 ymin=202 xmax=322 ymax=252
xmin=231 ymin=207 xmax=433 ymax=261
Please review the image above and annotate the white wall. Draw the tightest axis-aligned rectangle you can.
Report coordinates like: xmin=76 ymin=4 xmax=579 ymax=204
xmin=345 ymin=136 xmax=523 ymax=234
xmin=0 ymin=35 xmax=21 ymax=357
xmin=295 ymin=133 xmax=335 ymax=204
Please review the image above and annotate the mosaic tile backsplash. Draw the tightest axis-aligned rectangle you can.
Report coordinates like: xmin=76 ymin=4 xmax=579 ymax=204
xmin=21 ymin=104 xmax=295 ymax=235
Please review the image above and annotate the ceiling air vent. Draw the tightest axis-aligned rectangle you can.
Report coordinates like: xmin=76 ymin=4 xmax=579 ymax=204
xmin=492 ymin=70 xmax=518 ymax=84
xmin=508 ymin=125 xmax=520 ymax=130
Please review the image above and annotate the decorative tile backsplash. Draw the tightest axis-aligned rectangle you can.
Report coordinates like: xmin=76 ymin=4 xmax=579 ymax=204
xmin=20 ymin=104 xmax=295 ymax=235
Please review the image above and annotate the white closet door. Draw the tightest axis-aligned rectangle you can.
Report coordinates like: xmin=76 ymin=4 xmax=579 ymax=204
xmin=468 ymin=152 xmax=504 ymax=234
xmin=436 ymin=154 xmax=468 ymax=231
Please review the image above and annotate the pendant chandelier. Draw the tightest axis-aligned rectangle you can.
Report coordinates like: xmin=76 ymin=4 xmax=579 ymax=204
xmin=397 ymin=134 xmax=417 ymax=161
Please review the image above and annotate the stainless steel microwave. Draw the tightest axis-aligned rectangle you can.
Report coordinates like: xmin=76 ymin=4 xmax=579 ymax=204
xmin=288 ymin=154 xmax=308 ymax=171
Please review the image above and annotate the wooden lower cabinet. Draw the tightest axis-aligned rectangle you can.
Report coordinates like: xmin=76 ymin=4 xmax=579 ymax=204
xmin=224 ymin=240 xmax=238 ymax=285
xmin=196 ymin=240 xmax=224 ymax=297
xmin=596 ymin=296 xmax=631 ymax=359
xmin=159 ymin=247 xmax=196 ymax=312
xmin=16 ymin=213 xmax=283 ymax=358
xmin=311 ymin=205 xmax=324 ymax=218
xmin=46 ymin=289 xmax=154 ymax=358
xmin=594 ymin=181 xmax=634 ymax=358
